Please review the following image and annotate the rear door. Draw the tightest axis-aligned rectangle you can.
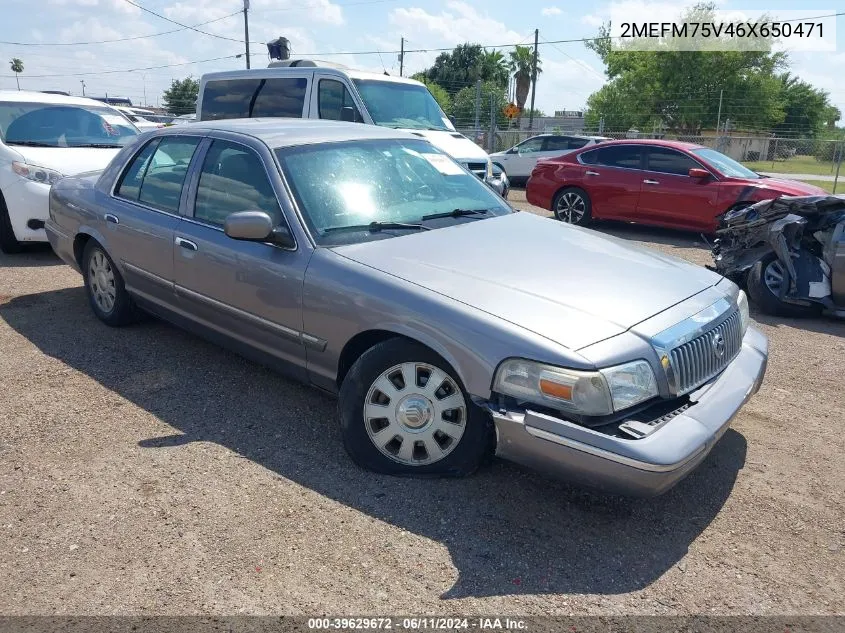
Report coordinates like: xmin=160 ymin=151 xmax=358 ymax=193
xmin=578 ymin=144 xmax=645 ymax=219
xmin=172 ymin=135 xmax=311 ymax=375
xmin=108 ymin=134 xmax=202 ymax=309
xmin=636 ymin=146 xmax=719 ymax=230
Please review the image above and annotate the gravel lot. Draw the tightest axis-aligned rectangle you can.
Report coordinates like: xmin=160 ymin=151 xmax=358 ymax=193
xmin=1 ymin=190 xmax=843 ymax=616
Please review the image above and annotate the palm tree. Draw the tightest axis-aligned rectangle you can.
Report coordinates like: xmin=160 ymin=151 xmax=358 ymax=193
xmin=508 ymin=45 xmax=542 ymax=111
xmin=479 ymin=50 xmax=509 ymax=89
xmin=9 ymin=58 xmax=23 ymax=90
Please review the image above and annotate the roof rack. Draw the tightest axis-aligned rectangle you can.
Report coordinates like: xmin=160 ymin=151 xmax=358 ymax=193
xmin=267 ymin=59 xmax=351 ymax=70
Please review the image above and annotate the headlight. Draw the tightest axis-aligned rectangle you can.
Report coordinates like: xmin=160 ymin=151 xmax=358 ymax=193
xmin=493 ymin=358 xmax=658 ymax=416
xmin=737 ymin=289 xmax=750 ymax=336
xmin=12 ymin=161 xmax=64 ymax=186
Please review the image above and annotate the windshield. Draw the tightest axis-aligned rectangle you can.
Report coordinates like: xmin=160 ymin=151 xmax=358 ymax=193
xmin=691 ymin=147 xmax=760 ymax=179
xmin=275 ymin=139 xmax=511 ymax=245
xmin=352 ymin=79 xmax=454 ymax=131
xmin=0 ymin=102 xmax=138 ymax=147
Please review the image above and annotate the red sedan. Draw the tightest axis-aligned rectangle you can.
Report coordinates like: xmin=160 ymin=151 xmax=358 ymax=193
xmin=525 ymin=139 xmax=828 ymax=233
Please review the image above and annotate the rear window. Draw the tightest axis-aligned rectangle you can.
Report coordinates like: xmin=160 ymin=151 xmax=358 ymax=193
xmin=200 ymin=77 xmax=308 ymax=121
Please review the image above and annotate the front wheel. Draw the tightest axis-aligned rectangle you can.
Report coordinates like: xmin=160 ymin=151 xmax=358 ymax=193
xmin=338 ymin=339 xmax=491 ymax=477
xmin=746 ymin=254 xmax=821 ymax=318
xmin=0 ymin=196 xmax=24 ymax=254
xmin=552 ymin=187 xmax=592 ymax=225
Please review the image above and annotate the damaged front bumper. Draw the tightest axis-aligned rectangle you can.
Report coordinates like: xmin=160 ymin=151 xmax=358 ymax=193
xmin=489 ymin=327 xmax=768 ymax=497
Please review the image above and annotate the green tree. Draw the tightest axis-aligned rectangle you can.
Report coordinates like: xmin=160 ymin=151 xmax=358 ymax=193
xmin=417 ymin=44 xmax=510 ymax=95
xmin=479 ymin=50 xmax=509 ymax=89
xmin=451 ymin=80 xmax=507 ymax=128
xmin=9 ymin=58 xmax=23 ymax=90
xmin=584 ymin=2 xmax=787 ymax=134
xmin=162 ymin=77 xmax=199 ymax=115
xmin=508 ymin=45 xmax=542 ymax=114
xmin=774 ymin=73 xmax=837 ymax=138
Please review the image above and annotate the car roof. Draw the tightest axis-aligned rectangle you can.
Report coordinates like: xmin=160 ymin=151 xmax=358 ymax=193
xmin=0 ymin=90 xmax=115 ymax=108
xmin=581 ymin=138 xmax=707 ymax=150
xmin=201 ymin=67 xmax=424 ymax=87
xmin=176 ymin=118 xmax=417 ymax=147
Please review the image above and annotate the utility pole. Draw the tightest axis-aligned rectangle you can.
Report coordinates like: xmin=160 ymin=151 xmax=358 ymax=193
xmin=528 ymin=28 xmax=538 ymax=131
xmin=474 ymin=79 xmax=481 ymax=139
xmin=399 ymin=37 xmax=404 ymax=76
xmin=715 ymin=89 xmax=723 ymax=134
xmin=79 ymin=80 xmax=85 ymax=96
xmin=243 ymin=0 xmax=251 ymax=69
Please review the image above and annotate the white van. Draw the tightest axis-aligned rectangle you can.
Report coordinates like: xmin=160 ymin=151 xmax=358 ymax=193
xmin=196 ymin=60 xmax=493 ymax=184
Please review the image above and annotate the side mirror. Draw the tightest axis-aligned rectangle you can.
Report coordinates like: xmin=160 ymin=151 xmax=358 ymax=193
xmin=688 ymin=167 xmax=711 ymax=179
xmin=340 ymin=106 xmax=355 ymax=122
xmin=448 ymin=115 xmax=456 ymax=126
xmin=224 ymin=211 xmax=295 ymax=248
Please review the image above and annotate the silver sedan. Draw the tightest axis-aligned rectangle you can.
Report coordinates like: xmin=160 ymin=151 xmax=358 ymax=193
xmin=45 ymin=119 xmax=767 ymax=496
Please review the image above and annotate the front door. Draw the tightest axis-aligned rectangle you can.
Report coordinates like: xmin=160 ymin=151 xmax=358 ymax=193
xmin=107 ymin=135 xmax=202 ymax=309
xmin=172 ymin=138 xmax=311 ymax=373
xmin=636 ymin=147 xmax=720 ymax=230
xmin=501 ymin=136 xmax=546 ymax=178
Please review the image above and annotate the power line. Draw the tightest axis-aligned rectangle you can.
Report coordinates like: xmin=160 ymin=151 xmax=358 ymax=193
xmin=0 ymin=12 xmax=240 ymax=46
xmin=120 ymin=0 xmax=259 ymax=45
xmin=1 ymin=54 xmax=242 ymax=78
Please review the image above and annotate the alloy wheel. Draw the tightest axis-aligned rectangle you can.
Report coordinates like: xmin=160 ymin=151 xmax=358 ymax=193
xmin=556 ymin=192 xmax=586 ymax=223
xmin=88 ymin=249 xmax=116 ymax=314
xmin=763 ymin=259 xmax=785 ymax=295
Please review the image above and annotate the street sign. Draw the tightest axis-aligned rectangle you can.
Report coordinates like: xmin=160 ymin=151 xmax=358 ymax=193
xmin=503 ymin=103 xmax=521 ymax=119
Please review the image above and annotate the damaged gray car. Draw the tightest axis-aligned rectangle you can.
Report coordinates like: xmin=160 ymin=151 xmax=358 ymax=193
xmin=711 ymin=195 xmax=845 ymax=318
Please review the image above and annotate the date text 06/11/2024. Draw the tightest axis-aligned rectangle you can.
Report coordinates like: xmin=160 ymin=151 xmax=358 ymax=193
xmin=306 ymin=617 xmax=527 ymax=630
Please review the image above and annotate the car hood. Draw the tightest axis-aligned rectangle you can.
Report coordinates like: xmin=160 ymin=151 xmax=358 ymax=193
xmin=332 ymin=212 xmax=722 ymax=350
xmin=743 ymin=177 xmax=829 ymax=196
xmin=9 ymin=146 xmax=124 ymax=177
xmin=399 ymin=129 xmax=489 ymax=163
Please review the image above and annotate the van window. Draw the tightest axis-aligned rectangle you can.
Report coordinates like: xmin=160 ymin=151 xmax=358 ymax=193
xmin=318 ymin=79 xmax=363 ymax=122
xmin=200 ymin=78 xmax=307 ymax=121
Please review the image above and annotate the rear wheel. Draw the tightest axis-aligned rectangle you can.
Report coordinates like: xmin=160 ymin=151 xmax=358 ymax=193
xmin=338 ymin=338 xmax=491 ymax=477
xmin=82 ymin=240 xmax=141 ymax=326
xmin=552 ymin=187 xmax=592 ymax=225
xmin=746 ymin=254 xmax=821 ymax=318
xmin=0 ymin=194 xmax=24 ymax=254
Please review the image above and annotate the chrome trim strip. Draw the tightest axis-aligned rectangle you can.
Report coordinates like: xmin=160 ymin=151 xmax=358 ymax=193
xmin=121 ymin=261 xmax=171 ymax=287
xmin=174 ymin=284 xmax=325 ymax=350
xmin=523 ymin=424 xmax=706 ymax=473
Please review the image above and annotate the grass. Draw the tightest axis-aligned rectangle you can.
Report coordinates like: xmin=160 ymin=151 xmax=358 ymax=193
xmin=797 ymin=180 xmax=840 ymax=194
xmin=742 ymin=154 xmax=839 ymax=177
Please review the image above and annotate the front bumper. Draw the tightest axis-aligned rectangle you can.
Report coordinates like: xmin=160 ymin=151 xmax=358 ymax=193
xmin=490 ymin=326 xmax=768 ymax=496
xmin=2 ymin=177 xmax=51 ymax=242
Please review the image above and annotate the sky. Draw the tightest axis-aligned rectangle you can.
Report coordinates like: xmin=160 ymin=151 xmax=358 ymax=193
xmin=1 ymin=0 xmax=844 ymax=123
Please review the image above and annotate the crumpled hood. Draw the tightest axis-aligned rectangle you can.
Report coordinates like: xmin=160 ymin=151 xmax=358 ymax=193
xmin=332 ymin=212 xmax=723 ymax=350
xmin=399 ymin=129 xmax=489 ymax=163
xmin=9 ymin=146 xmax=122 ymax=177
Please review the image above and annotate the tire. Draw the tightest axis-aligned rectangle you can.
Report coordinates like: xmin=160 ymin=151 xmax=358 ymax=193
xmin=82 ymin=240 xmax=140 ymax=326
xmin=552 ymin=187 xmax=592 ymax=225
xmin=746 ymin=254 xmax=821 ymax=318
xmin=0 ymin=194 xmax=24 ymax=254
xmin=338 ymin=338 xmax=492 ymax=477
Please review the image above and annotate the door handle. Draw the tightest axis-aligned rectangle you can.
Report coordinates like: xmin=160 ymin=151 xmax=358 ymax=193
xmin=104 ymin=213 xmax=119 ymax=224
xmin=586 ymin=170 xmax=600 ymax=176
xmin=175 ymin=237 xmax=198 ymax=251
xmin=643 ymin=179 xmax=660 ymax=185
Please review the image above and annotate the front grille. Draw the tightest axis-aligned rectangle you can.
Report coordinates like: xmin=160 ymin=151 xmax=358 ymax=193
xmin=465 ymin=162 xmax=487 ymax=178
xmin=669 ymin=310 xmax=742 ymax=394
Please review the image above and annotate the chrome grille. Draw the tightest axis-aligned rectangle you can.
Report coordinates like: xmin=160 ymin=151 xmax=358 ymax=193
xmin=669 ymin=310 xmax=742 ymax=394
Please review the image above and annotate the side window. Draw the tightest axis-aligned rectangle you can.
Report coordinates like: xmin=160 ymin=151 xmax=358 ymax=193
xmin=596 ymin=145 xmax=643 ymax=169
xmin=646 ymin=147 xmax=702 ymax=176
xmin=135 ymin=137 xmax=200 ymax=213
xmin=579 ymin=148 xmax=599 ymax=165
xmin=545 ymin=137 xmax=571 ymax=152
xmin=318 ymin=79 xmax=363 ymax=122
xmin=252 ymin=78 xmax=308 ymax=118
xmin=194 ymin=140 xmax=282 ymax=227
xmin=567 ymin=137 xmax=590 ymax=150
xmin=518 ymin=138 xmax=545 ymax=153
xmin=201 ymin=78 xmax=308 ymax=121
xmin=116 ymin=139 xmax=159 ymax=201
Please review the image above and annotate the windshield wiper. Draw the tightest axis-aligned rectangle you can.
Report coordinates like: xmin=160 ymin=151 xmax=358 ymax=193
xmin=72 ymin=143 xmax=123 ymax=148
xmin=5 ymin=140 xmax=58 ymax=147
xmin=323 ymin=221 xmax=431 ymax=234
xmin=421 ymin=208 xmax=493 ymax=221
